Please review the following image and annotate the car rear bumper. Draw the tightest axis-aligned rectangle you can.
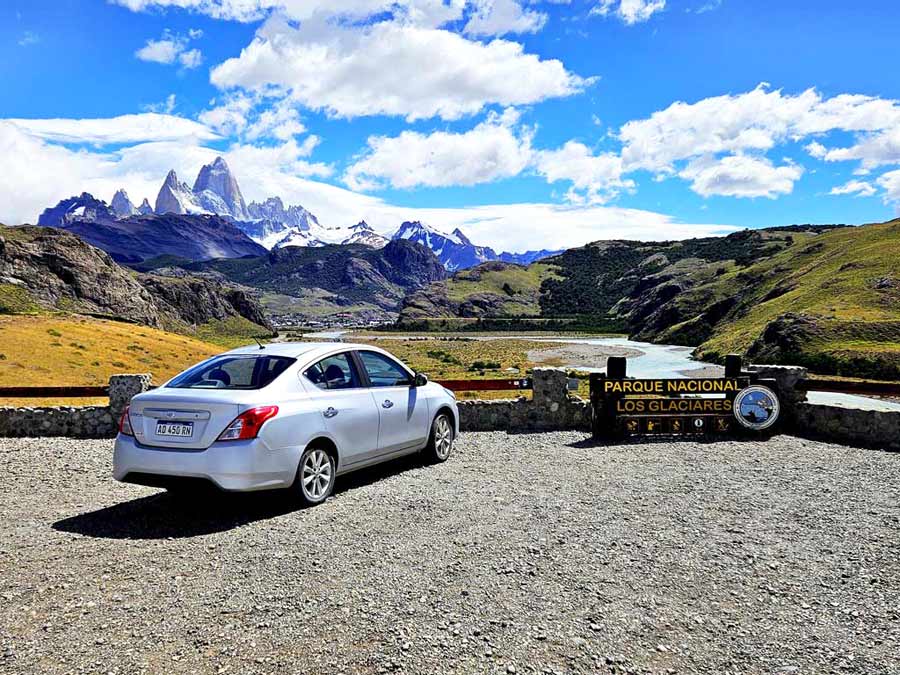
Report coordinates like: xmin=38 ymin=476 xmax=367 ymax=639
xmin=113 ymin=434 xmax=300 ymax=492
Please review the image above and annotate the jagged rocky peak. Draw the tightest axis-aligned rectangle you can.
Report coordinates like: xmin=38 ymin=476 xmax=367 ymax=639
xmin=37 ymin=192 xmax=114 ymax=227
xmin=247 ymin=196 xmax=318 ymax=231
xmin=137 ymin=198 xmax=153 ymax=215
xmin=193 ymin=156 xmax=250 ymax=221
xmin=451 ymin=227 xmax=473 ymax=246
xmin=110 ymin=189 xmax=136 ymax=218
xmin=155 ymin=169 xmax=203 ymax=216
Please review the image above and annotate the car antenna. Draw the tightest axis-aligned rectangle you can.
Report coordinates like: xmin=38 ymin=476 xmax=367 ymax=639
xmin=254 ymin=337 xmax=265 ymax=350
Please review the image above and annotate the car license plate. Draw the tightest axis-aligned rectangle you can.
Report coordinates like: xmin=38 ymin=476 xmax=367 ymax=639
xmin=156 ymin=421 xmax=194 ymax=437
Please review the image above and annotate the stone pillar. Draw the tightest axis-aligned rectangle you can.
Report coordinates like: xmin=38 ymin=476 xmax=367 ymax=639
xmin=531 ymin=368 xmax=569 ymax=411
xmin=108 ymin=373 xmax=153 ymax=419
xmin=747 ymin=364 xmax=808 ymax=427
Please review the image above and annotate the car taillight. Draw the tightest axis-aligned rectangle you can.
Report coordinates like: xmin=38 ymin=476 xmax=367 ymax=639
xmin=217 ymin=406 xmax=279 ymax=441
xmin=119 ymin=405 xmax=134 ymax=436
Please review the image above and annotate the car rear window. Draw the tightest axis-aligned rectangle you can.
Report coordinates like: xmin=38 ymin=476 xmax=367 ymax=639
xmin=167 ymin=355 xmax=296 ymax=390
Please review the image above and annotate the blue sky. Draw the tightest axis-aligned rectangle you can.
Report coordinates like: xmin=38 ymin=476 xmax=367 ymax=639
xmin=2 ymin=0 xmax=900 ymax=251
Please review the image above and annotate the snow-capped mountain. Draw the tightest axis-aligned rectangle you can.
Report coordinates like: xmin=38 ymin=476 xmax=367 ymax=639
xmin=242 ymin=196 xmax=322 ymax=249
xmin=390 ymin=221 xmax=560 ymax=270
xmin=110 ymin=189 xmax=136 ymax=218
xmin=155 ymin=170 xmax=205 ymax=216
xmin=341 ymin=221 xmax=389 ymax=248
xmin=193 ymin=156 xmax=250 ymax=221
xmin=393 ymin=221 xmax=498 ymax=271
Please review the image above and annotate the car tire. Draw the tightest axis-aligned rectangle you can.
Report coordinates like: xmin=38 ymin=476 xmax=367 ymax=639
xmin=423 ymin=412 xmax=454 ymax=464
xmin=294 ymin=445 xmax=336 ymax=506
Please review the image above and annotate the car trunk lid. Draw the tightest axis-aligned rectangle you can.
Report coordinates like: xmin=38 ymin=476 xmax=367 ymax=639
xmin=129 ymin=389 xmax=248 ymax=449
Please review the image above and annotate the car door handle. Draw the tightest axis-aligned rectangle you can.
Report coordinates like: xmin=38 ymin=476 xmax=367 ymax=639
xmin=323 ymin=407 xmax=338 ymax=418
xmin=382 ymin=400 xmax=394 ymax=409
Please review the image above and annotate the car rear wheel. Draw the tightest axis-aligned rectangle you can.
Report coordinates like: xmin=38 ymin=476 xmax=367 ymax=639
xmin=423 ymin=412 xmax=454 ymax=464
xmin=295 ymin=445 xmax=335 ymax=506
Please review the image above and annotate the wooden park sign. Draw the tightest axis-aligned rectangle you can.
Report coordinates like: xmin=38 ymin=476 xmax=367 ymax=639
xmin=589 ymin=354 xmax=780 ymax=439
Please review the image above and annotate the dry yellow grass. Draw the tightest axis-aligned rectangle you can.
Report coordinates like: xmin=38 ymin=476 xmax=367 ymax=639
xmin=0 ymin=315 xmax=223 ymax=406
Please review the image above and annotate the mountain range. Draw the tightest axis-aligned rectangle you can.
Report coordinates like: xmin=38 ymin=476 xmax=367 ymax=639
xmin=35 ymin=156 xmax=556 ymax=270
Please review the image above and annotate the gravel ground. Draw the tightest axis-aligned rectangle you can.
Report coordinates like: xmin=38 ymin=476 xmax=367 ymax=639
xmin=1 ymin=433 xmax=899 ymax=675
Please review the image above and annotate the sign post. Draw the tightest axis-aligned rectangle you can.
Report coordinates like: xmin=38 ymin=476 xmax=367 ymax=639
xmin=589 ymin=355 xmax=781 ymax=439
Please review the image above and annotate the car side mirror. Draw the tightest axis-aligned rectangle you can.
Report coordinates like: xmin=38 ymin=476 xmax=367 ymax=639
xmin=413 ymin=372 xmax=428 ymax=387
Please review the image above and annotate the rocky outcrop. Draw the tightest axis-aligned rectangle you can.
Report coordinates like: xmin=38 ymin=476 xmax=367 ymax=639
xmin=136 ymin=198 xmax=154 ymax=215
xmin=0 ymin=226 xmax=161 ymax=325
xmin=0 ymin=226 xmax=272 ymax=333
xmin=137 ymin=274 xmax=274 ymax=333
xmin=747 ymin=313 xmax=823 ymax=363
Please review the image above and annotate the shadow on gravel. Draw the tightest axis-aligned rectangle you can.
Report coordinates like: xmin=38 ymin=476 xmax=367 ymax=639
xmin=52 ymin=455 xmax=423 ymax=540
xmin=565 ymin=434 xmax=774 ymax=449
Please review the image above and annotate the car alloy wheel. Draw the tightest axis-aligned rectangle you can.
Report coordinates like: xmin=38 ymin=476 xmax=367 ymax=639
xmin=300 ymin=448 xmax=334 ymax=503
xmin=433 ymin=414 xmax=453 ymax=460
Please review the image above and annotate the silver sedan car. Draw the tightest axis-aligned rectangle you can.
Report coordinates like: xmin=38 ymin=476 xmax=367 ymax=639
xmin=113 ymin=342 xmax=459 ymax=505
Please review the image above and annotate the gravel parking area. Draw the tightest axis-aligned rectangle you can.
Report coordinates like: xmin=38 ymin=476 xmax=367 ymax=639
xmin=1 ymin=433 xmax=899 ymax=674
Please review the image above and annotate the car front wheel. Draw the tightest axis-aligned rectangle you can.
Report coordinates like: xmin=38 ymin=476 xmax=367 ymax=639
xmin=295 ymin=445 xmax=336 ymax=506
xmin=424 ymin=412 xmax=454 ymax=464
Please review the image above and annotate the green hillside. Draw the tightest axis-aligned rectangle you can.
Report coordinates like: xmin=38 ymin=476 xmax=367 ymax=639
xmin=399 ymin=221 xmax=900 ymax=377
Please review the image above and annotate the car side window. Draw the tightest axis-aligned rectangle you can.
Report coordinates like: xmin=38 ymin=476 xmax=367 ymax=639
xmin=303 ymin=353 xmax=361 ymax=390
xmin=358 ymin=351 xmax=411 ymax=387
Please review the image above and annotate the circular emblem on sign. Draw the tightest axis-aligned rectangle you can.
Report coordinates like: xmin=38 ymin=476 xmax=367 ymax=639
xmin=733 ymin=385 xmax=780 ymax=431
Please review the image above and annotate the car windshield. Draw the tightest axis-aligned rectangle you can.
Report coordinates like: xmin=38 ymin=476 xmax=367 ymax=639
xmin=167 ymin=355 xmax=296 ymax=390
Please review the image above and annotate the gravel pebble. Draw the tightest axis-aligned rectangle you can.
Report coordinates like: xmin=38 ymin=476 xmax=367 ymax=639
xmin=1 ymin=432 xmax=899 ymax=674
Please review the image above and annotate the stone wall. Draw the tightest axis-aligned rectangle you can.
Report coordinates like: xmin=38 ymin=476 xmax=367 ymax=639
xmin=794 ymin=403 xmax=900 ymax=451
xmin=749 ymin=364 xmax=899 ymax=451
xmin=0 ymin=374 xmax=152 ymax=439
xmin=458 ymin=368 xmax=591 ymax=433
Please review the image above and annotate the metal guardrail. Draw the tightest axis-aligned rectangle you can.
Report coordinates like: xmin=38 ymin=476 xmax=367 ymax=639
xmin=435 ymin=378 xmax=532 ymax=392
xmin=797 ymin=378 xmax=900 ymax=398
xmin=0 ymin=379 xmax=535 ymax=398
xmin=0 ymin=386 xmax=110 ymax=398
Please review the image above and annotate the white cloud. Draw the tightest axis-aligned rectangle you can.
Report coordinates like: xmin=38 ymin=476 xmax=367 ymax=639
xmin=5 ymin=113 xmax=218 ymax=144
xmin=210 ymin=17 xmax=588 ymax=121
xmin=198 ymin=94 xmax=254 ymax=136
xmin=199 ymin=94 xmax=309 ymax=142
xmin=178 ymin=48 xmax=204 ymax=68
xmin=829 ymin=179 xmax=876 ymax=197
xmin=135 ymin=37 xmax=183 ymax=64
xmin=876 ymin=170 xmax=900 ymax=205
xmin=345 ymin=109 xmax=533 ymax=190
xmin=592 ymin=0 xmax=666 ymax=24
xmin=818 ymin=127 xmax=900 ymax=169
xmin=535 ymin=141 xmax=634 ymax=204
xmin=464 ymin=0 xmax=547 ymax=36
xmin=805 ymin=141 xmax=827 ymax=159
xmin=618 ymin=84 xmax=900 ymax=189
xmin=135 ymin=29 xmax=203 ymax=68
xmin=679 ymin=154 xmax=803 ymax=199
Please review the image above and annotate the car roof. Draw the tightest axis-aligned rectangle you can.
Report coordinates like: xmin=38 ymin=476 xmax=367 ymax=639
xmin=224 ymin=341 xmax=381 ymax=360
